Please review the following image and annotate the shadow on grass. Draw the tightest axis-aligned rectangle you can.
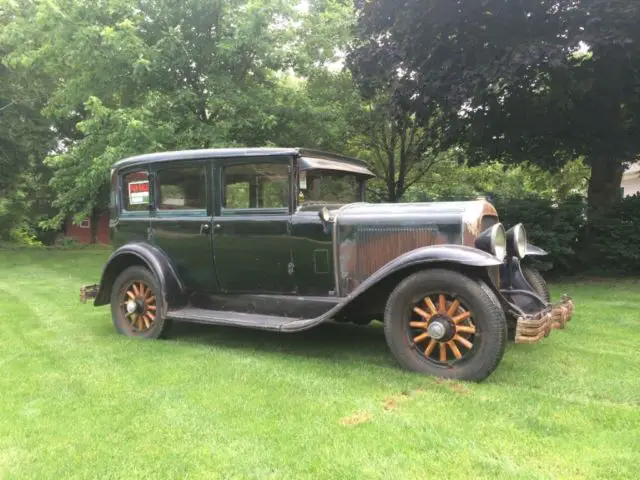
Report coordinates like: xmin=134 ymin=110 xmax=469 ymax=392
xmin=167 ymin=320 xmax=393 ymax=365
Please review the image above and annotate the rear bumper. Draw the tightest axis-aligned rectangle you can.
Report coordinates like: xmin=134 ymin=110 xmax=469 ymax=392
xmin=80 ymin=284 xmax=99 ymax=304
xmin=514 ymin=295 xmax=574 ymax=344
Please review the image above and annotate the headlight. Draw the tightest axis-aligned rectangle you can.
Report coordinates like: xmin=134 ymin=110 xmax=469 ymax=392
xmin=318 ymin=206 xmax=331 ymax=223
xmin=506 ymin=223 xmax=527 ymax=258
xmin=475 ymin=223 xmax=507 ymax=261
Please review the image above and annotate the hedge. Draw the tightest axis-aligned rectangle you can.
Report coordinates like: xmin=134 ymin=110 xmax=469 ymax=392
xmin=493 ymin=195 xmax=585 ymax=273
xmin=493 ymin=194 xmax=640 ymax=276
xmin=578 ymin=194 xmax=640 ymax=275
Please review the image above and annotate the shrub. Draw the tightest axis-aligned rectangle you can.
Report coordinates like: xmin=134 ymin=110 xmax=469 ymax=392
xmin=54 ymin=236 xmax=81 ymax=249
xmin=579 ymin=194 xmax=640 ymax=275
xmin=493 ymin=194 xmax=586 ymax=273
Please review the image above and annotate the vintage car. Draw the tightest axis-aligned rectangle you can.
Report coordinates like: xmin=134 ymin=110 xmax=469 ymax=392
xmin=80 ymin=147 xmax=574 ymax=381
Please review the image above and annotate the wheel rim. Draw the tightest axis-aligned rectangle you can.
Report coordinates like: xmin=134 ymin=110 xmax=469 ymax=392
xmin=408 ymin=293 xmax=477 ymax=365
xmin=120 ymin=281 xmax=156 ymax=333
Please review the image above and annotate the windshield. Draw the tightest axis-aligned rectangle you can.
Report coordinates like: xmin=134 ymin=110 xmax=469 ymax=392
xmin=298 ymin=169 xmax=363 ymax=205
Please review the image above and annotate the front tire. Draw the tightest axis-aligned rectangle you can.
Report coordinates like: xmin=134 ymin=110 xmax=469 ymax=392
xmin=383 ymin=269 xmax=507 ymax=382
xmin=110 ymin=266 xmax=171 ymax=339
xmin=522 ymin=266 xmax=550 ymax=303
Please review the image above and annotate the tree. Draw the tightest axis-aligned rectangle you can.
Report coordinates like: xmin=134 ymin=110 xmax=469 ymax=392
xmin=0 ymin=4 xmax=57 ymax=242
xmin=347 ymin=92 xmax=442 ymax=202
xmin=349 ymin=0 xmax=640 ymax=214
xmin=1 ymin=0 xmax=366 ymax=239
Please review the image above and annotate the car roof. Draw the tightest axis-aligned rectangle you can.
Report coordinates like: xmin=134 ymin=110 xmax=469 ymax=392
xmin=111 ymin=147 xmax=375 ymax=177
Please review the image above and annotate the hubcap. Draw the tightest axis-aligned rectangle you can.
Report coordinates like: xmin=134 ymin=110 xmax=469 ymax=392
xmin=427 ymin=321 xmax=446 ymax=340
xmin=126 ymin=300 xmax=138 ymax=315
xmin=409 ymin=293 xmax=477 ymax=364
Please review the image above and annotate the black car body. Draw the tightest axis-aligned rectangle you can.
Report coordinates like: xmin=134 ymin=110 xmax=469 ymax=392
xmin=81 ymin=147 xmax=574 ymax=381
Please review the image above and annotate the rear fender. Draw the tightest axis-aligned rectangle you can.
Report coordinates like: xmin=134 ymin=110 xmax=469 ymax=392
xmin=93 ymin=243 xmax=187 ymax=311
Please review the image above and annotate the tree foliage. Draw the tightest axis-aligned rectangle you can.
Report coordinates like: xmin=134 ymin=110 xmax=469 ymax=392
xmin=0 ymin=3 xmax=57 ymax=242
xmin=1 ymin=0 xmax=358 ymax=233
xmin=349 ymin=0 xmax=640 ymax=213
xmin=347 ymin=98 xmax=442 ymax=203
xmin=1 ymin=0 xmax=637 ymax=254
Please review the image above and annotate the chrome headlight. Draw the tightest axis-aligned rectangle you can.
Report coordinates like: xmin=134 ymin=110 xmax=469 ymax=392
xmin=506 ymin=223 xmax=527 ymax=258
xmin=318 ymin=206 xmax=331 ymax=223
xmin=475 ymin=223 xmax=507 ymax=261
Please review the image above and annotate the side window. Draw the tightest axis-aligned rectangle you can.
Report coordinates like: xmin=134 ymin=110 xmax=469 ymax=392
xmin=222 ymin=163 xmax=289 ymax=211
xmin=122 ymin=170 xmax=150 ymax=212
xmin=157 ymin=165 xmax=206 ymax=211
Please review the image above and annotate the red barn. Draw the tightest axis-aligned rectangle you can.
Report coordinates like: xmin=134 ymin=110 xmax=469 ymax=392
xmin=64 ymin=211 xmax=110 ymax=244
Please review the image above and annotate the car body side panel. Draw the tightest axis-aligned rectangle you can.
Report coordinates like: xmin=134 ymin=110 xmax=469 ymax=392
xmin=213 ymin=213 xmax=295 ymax=293
xmin=290 ymin=211 xmax=335 ymax=295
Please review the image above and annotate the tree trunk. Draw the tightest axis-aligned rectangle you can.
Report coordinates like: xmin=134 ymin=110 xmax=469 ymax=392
xmin=586 ymin=157 xmax=625 ymax=216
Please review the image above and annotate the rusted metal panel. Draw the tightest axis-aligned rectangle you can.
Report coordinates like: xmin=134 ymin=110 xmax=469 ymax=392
xmin=514 ymin=295 xmax=574 ymax=343
xmin=333 ymin=200 xmax=498 ymax=294
xmin=337 ymin=224 xmax=462 ymax=294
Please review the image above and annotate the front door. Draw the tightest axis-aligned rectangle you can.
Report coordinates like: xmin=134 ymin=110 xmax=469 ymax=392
xmin=212 ymin=157 xmax=295 ymax=294
xmin=150 ymin=161 xmax=218 ymax=293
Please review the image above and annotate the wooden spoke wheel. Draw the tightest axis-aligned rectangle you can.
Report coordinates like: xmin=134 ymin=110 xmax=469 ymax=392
xmin=110 ymin=266 xmax=170 ymax=339
xmin=383 ymin=269 xmax=507 ymax=382
xmin=121 ymin=280 xmax=157 ymax=333
xmin=409 ymin=293 xmax=476 ymax=365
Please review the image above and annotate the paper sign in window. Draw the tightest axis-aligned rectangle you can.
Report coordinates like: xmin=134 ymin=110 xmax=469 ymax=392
xmin=128 ymin=180 xmax=149 ymax=205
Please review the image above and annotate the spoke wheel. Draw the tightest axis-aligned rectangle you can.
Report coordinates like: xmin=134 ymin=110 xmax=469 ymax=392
xmin=110 ymin=266 xmax=170 ymax=339
xmin=383 ymin=268 xmax=507 ymax=382
xmin=409 ymin=293 xmax=476 ymax=365
xmin=120 ymin=280 xmax=157 ymax=333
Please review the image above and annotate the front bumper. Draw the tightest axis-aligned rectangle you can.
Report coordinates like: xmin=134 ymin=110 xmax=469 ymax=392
xmin=514 ymin=295 xmax=574 ymax=344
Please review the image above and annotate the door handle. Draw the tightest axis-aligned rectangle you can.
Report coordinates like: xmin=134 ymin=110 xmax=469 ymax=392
xmin=200 ymin=223 xmax=210 ymax=234
xmin=213 ymin=223 xmax=222 ymax=231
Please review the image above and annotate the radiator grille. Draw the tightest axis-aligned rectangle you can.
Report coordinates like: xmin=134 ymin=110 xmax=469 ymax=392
xmin=339 ymin=226 xmax=459 ymax=293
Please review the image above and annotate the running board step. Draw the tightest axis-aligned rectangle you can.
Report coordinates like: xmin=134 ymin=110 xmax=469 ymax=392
xmin=166 ymin=307 xmax=308 ymax=332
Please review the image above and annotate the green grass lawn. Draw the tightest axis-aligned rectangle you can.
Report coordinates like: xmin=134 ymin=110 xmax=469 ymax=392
xmin=0 ymin=249 xmax=638 ymax=479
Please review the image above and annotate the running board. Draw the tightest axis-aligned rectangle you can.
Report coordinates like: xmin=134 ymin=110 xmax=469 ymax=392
xmin=165 ymin=307 xmax=324 ymax=332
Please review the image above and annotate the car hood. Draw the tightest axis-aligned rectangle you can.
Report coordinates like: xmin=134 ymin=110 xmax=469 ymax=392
xmin=332 ymin=200 xmax=498 ymax=237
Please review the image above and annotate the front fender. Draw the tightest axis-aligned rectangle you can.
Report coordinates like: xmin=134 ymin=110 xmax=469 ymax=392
xmin=346 ymin=245 xmax=502 ymax=296
xmin=281 ymin=245 xmax=502 ymax=332
xmin=94 ymin=242 xmax=186 ymax=311
xmin=526 ymin=243 xmax=548 ymax=256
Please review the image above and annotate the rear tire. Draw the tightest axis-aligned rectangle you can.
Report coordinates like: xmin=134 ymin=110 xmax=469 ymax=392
xmin=522 ymin=266 xmax=550 ymax=303
xmin=383 ymin=269 xmax=507 ymax=382
xmin=110 ymin=266 xmax=171 ymax=339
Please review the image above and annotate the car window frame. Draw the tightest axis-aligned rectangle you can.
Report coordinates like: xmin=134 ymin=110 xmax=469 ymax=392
xmin=152 ymin=160 xmax=209 ymax=218
xmin=120 ymin=166 xmax=152 ymax=217
xmin=217 ymin=156 xmax=293 ymax=216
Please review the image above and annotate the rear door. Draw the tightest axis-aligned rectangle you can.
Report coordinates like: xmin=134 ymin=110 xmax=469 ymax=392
xmin=150 ymin=160 xmax=218 ymax=293
xmin=212 ymin=156 xmax=295 ymax=294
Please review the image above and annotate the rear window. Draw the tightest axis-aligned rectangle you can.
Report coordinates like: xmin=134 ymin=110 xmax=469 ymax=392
xmin=122 ymin=170 xmax=149 ymax=211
